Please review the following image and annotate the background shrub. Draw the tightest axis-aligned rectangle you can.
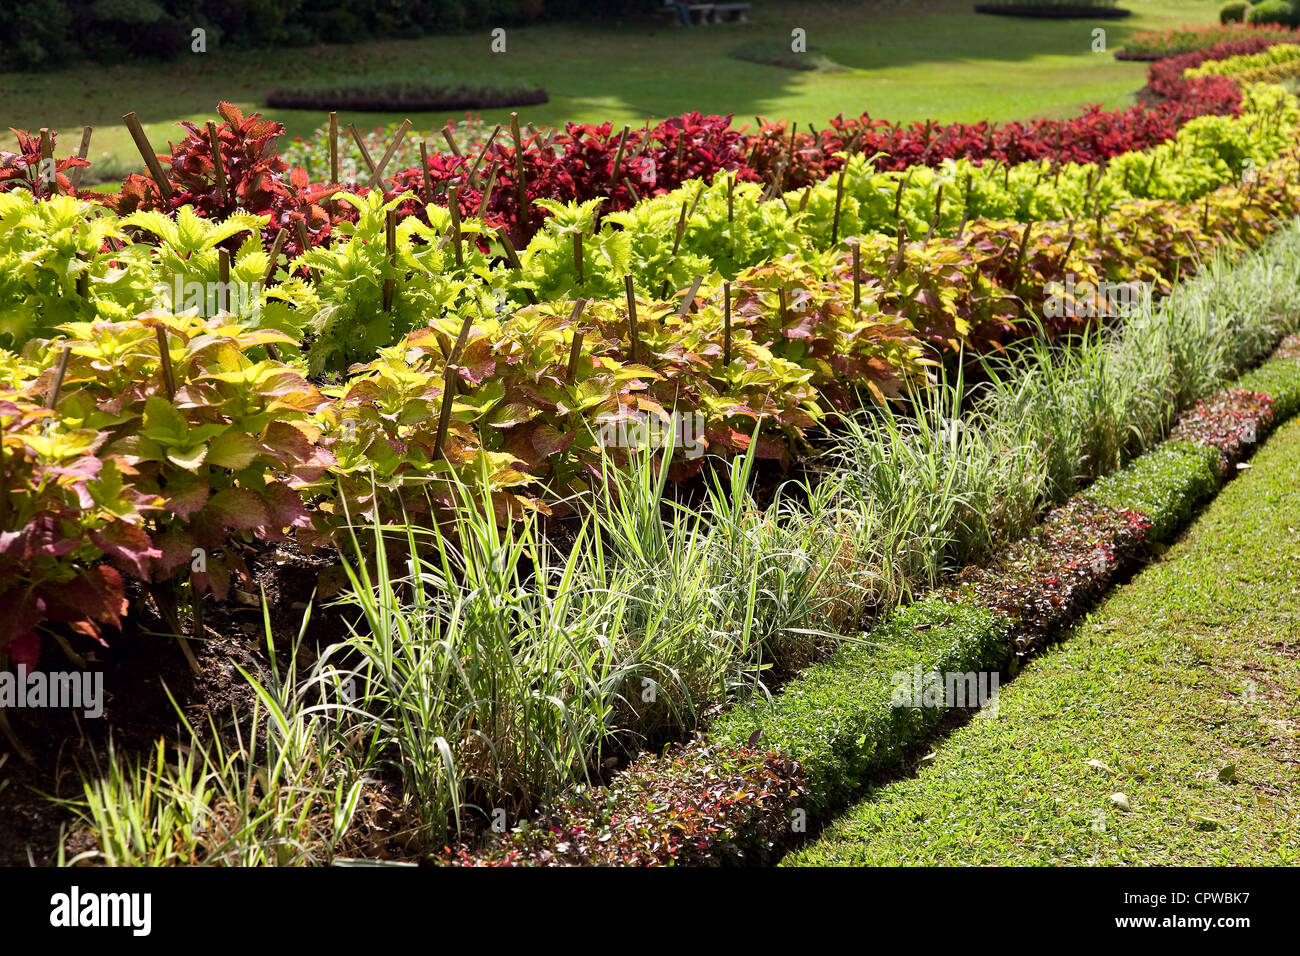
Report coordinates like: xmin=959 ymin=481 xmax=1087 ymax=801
xmin=1247 ymin=0 xmax=1299 ymax=26
xmin=711 ymin=599 xmax=1010 ymax=815
xmin=1083 ymin=441 xmax=1221 ymax=542
xmin=0 ymin=0 xmax=647 ymax=69
xmin=1221 ymin=1 xmax=1253 ymax=23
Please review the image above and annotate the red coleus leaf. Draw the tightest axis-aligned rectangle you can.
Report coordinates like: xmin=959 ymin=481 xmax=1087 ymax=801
xmin=45 ymin=566 xmax=127 ymax=636
xmin=259 ymin=483 xmax=312 ymax=530
xmin=203 ymin=487 xmax=270 ymax=532
xmin=154 ymin=527 xmax=198 ymax=578
xmin=89 ymin=521 xmax=160 ymax=580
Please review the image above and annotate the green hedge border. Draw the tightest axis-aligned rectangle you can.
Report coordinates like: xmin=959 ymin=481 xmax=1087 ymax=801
xmin=449 ymin=341 xmax=1300 ymax=864
xmin=709 ymin=344 xmax=1300 ymax=843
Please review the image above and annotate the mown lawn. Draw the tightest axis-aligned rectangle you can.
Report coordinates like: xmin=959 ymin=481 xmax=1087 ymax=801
xmin=785 ymin=414 xmax=1300 ymax=867
xmin=1 ymin=0 xmax=1220 ymax=182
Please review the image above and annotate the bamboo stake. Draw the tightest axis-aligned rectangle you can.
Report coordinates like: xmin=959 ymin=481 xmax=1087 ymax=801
xmin=347 ymin=124 xmax=379 ymax=187
xmin=1008 ymin=221 xmax=1034 ymax=288
xmin=687 ymin=180 xmax=707 ymax=220
xmin=449 ymin=310 xmax=475 ymax=365
xmin=123 ymin=113 xmax=173 ymax=201
xmin=155 ymin=326 xmax=176 ymax=399
xmin=206 ymin=121 xmax=227 ymax=206
xmin=262 ymin=229 xmax=288 ymax=291
xmin=373 ymin=119 xmax=412 ymax=186
xmin=510 ymin=112 xmax=529 ymax=231
xmin=68 ymin=125 xmax=92 ymax=191
xmin=478 ymin=160 xmax=499 ymax=219
xmin=442 ymin=122 xmax=462 ymax=157
xmin=565 ymin=299 xmax=588 ymax=384
xmin=419 ymin=140 xmax=433 ymax=202
xmin=1061 ymin=217 xmax=1079 ymax=267
xmin=292 ymin=220 xmax=318 ymax=283
xmin=329 ymin=112 xmax=339 ymax=184
xmin=383 ymin=208 xmax=398 ymax=311
xmin=625 ymin=275 xmax=641 ymax=364
xmin=893 ymin=169 xmax=913 ymax=221
xmin=852 ymin=242 xmax=861 ymax=316
xmin=47 ymin=347 xmax=71 ymax=409
xmin=677 ymin=275 xmax=703 ymax=319
xmin=723 ymin=281 xmax=732 ymax=367
xmin=434 ymin=363 xmax=458 ymax=462
xmin=573 ymin=229 xmax=583 ymax=286
xmin=885 ymin=221 xmax=908 ymax=286
xmin=831 ymin=164 xmax=847 ymax=245
xmin=958 ymin=172 xmax=973 ymax=238
xmin=476 ymin=124 xmax=503 ymax=167
xmin=609 ymin=125 xmax=630 ymax=188
xmin=496 ymin=227 xmax=537 ymax=304
xmin=39 ymin=128 xmax=53 ymax=193
xmin=924 ymin=183 xmax=944 ymax=244
xmin=671 ymin=199 xmax=690 ymax=256
xmin=448 ymin=185 xmax=463 ymax=268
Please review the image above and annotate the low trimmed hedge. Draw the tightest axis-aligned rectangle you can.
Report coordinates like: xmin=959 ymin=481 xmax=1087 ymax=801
xmin=711 ymin=599 xmax=1010 ymax=816
xmin=1236 ymin=335 xmax=1300 ymax=419
xmin=1083 ymin=441 xmax=1222 ymax=541
xmin=445 ymin=345 xmax=1300 ymax=865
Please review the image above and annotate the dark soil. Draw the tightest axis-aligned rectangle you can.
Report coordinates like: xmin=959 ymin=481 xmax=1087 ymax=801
xmin=973 ymin=4 xmax=1133 ymax=18
xmin=0 ymin=539 xmax=350 ymax=866
xmin=265 ymin=86 xmax=549 ymax=113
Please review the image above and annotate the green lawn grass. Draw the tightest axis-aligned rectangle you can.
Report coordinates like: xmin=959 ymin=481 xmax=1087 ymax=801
xmin=784 ymin=415 xmax=1300 ymax=867
xmin=1 ymin=0 xmax=1220 ymax=183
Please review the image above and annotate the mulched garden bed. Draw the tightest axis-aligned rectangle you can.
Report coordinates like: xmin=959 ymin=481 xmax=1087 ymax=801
xmin=974 ymin=5 xmax=1132 ymax=18
xmin=265 ymin=85 xmax=548 ymax=113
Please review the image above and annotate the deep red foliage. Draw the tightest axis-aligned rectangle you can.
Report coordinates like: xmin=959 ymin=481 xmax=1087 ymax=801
xmin=105 ymin=102 xmax=339 ymax=256
xmin=747 ymin=76 xmax=1242 ymax=190
xmin=447 ymin=741 xmax=805 ymax=866
xmin=946 ymin=500 xmax=1153 ymax=657
xmin=0 ymin=128 xmax=90 ymax=199
xmin=1169 ymin=389 xmax=1274 ymax=468
xmin=1145 ymin=37 xmax=1287 ymax=101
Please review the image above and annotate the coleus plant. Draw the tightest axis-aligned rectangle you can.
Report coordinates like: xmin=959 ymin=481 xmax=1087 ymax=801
xmin=0 ymin=190 xmax=156 ymax=349
xmin=0 ymin=391 xmax=161 ymax=666
xmin=108 ymin=102 xmax=339 ymax=256
xmin=297 ymin=191 xmax=500 ymax=374
xmin=121 ymin=205 xmax=318 ymax=342
xmin=30 ymin=313 xmax=335 ymax=602
xmin=0 ymin=128 xmax=91 ymax=200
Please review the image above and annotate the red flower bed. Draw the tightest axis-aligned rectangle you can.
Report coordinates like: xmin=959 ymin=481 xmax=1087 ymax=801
xmin=945 ymin=500 xmax=1153 ymax=658
xmin=1169 ymin=389 xmax=1274 ymax=468
xmin=448 ymin=741 xmax=804 ymax=866
xmin=2 ymin=32 xmax=1261 ymax=257
xmin=105 ymin=102 xmax=340 ymax=256
xmin=1145 ymin=37 xmax=1290 ymax=101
